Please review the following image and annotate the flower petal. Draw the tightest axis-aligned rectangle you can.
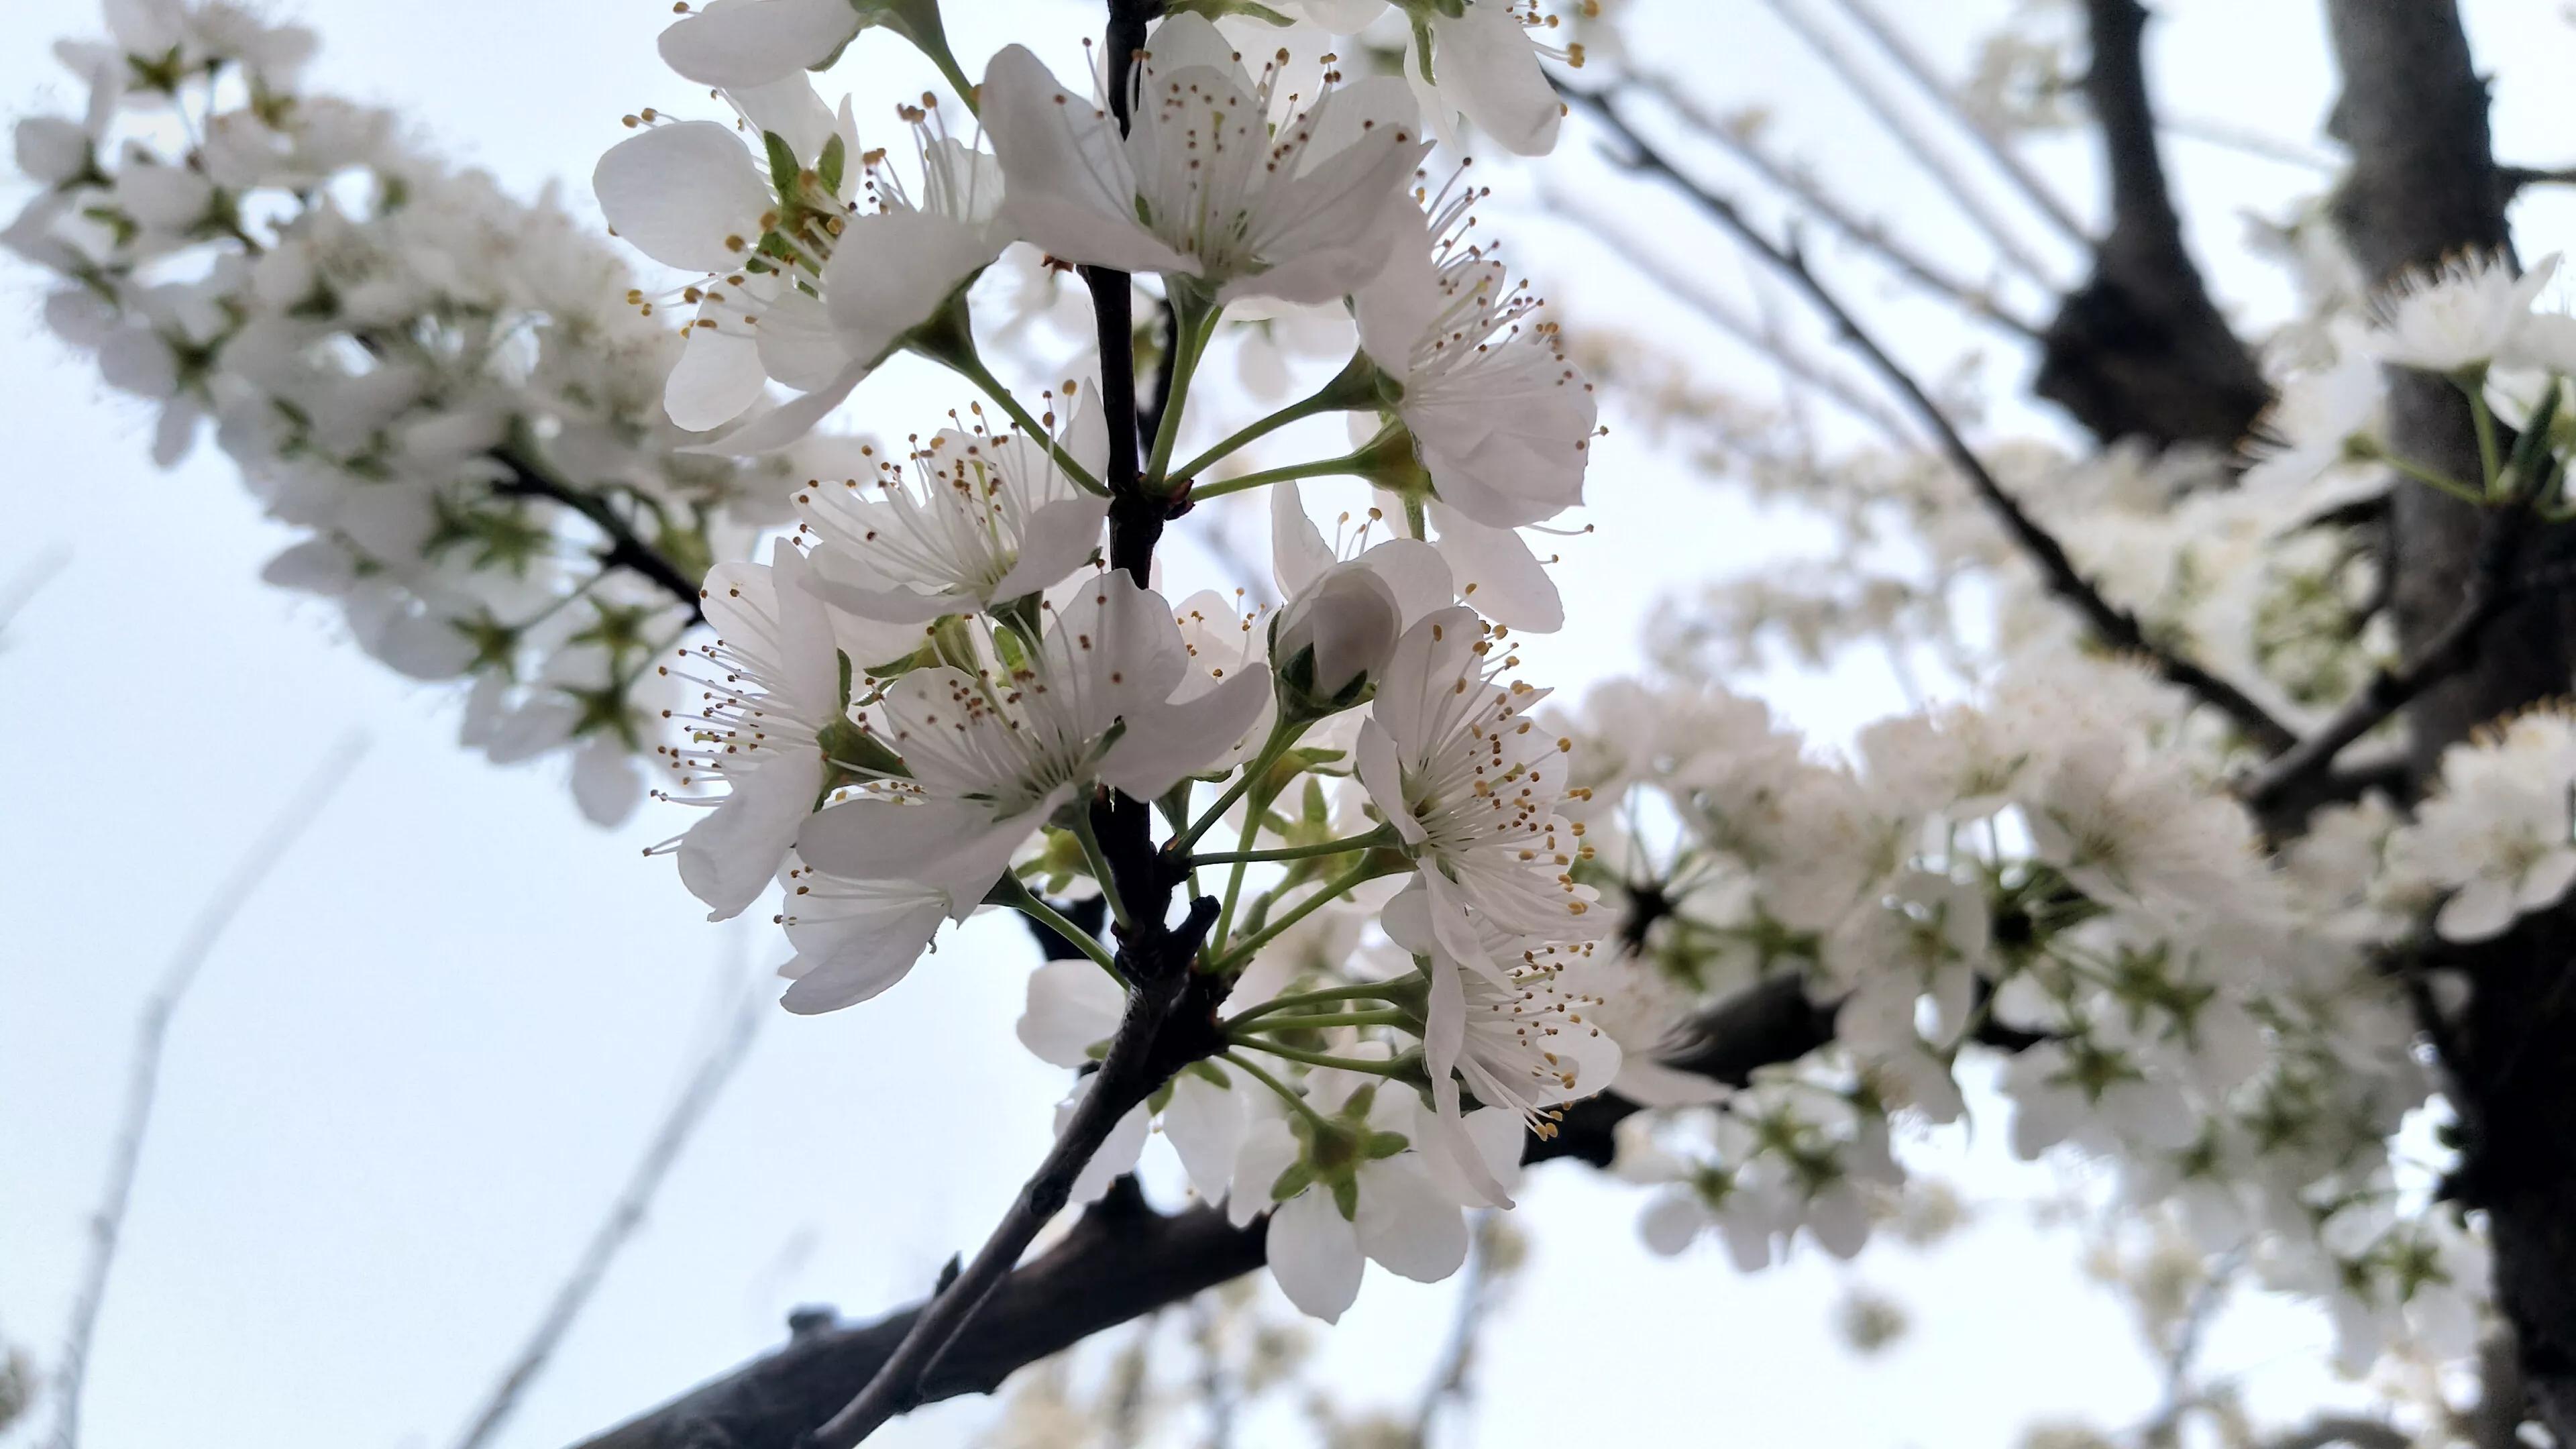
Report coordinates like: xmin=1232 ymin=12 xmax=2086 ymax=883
xmin=593 ymin=120 xmax=772 ymax=273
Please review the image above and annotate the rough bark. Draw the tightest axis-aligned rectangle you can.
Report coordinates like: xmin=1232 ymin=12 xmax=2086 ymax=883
xmin=2323 ymin=2 xmax=2576 ymax=1438
xmin=2036 ymin=0 xmax=2272 ymax=448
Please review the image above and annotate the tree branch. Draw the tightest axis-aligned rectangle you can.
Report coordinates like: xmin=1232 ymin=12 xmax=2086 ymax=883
xmin=2033 ymin=0 xmax=2271 ymax=448
xmin=1821 ymin=0 xmax=2091 ymax=244
xmin=451 ymin=938 xmax=767 ymax=1449
xmin=46 ymin=733 xmax=369 ymax=1449
xmin=1628 ymin=71 xmax=2045 ymax=341
xmin=1536 ymin=183 xmax=1921 ymax=445
xmin=2240 ymin=505 xmax=2531 ymax=812
xmin=492 ymin=449 xmax=706 ymax=625
xmin=1752 ymin=0 xmax=2061 ymax=286
xmin=564 ymin=970 xmax=1841 ymax=1449
xmin=1564 ymin=83 xmax=2299 ymax=755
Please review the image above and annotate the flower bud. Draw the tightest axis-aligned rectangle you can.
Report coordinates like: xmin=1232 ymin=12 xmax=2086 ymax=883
xmin=1273 ymin=562 xmax=1403 ymax=714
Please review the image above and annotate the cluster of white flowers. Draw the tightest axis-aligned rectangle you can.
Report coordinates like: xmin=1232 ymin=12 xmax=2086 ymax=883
xmin=1615 ymin=236 xmax=2576 ymax=1381
xmin=36 ymin=0 xmax=2576 ymax=1399
xmin=590 ymin=0 xmax=1623 ymax=1322
xmin=5 ymin=0 xmax=889 ymax=823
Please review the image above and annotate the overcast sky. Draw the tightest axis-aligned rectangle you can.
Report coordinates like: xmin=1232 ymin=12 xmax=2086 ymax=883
xmin=7 ymin=3 xmax=2576 ymax=1447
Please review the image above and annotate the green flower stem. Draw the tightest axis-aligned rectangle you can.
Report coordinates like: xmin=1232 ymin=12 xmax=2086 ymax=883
xmin=1174 ymin=716 xmax=1306 ymax=853
xmin=995 ymin=877 xmax=1124 ymax=986
xmin=1223 ymin=982 xmax=1415 ymax=1030
xmin=2469 ymin=384 xmax=2504 ymax=496
xmin=1068 ymin=809 xmax=1132 ymax=932
xmin=1189 ymin=453 xmax=1372 ymax=501
xmin=1144 ymin=291 xmax=1221 ymax=489
xmin=1212 ymin=857 xmax=1401 ymax=974
xmin=1230 ymin=1038 xmax=1411 ymax=1076
xmin=932 ymin=346 xmax=1109 ymax=497
xmin=1234 ymin=1010 xmax=1412 ymax=1033
xmin=1166 ymin=352 xmax=1383 ymax=484
xmin=1403 ymin=493 xmax=1428 ymax=540
xmin=1190 ymin=829 xmax=1392 ymax=867
xmin=1222 ymin=1050 xmax=1334 ymax=1132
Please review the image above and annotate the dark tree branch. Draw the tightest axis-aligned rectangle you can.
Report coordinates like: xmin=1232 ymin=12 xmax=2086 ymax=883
xmin=1564 ymin=83 xmax=2299 ymax=755
xmin=492 ymin=450 xmax=706 ymax=625
xmin=564 ymin=968 xmax=1846 ymax=1449
xmin=2034 ymin=0 xmax=2271 ymax=448
xmin=2241 ymin=506 xmax=2532 ymax=812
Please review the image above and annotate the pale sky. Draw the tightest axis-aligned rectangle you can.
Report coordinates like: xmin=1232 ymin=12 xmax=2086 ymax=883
xmin=6 ymin=3 xmax=2575 ymax=1448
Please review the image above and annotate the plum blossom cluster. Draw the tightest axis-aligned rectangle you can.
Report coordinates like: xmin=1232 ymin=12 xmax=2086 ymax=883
xmin=1556 ymin=661 xmax=2485 ymax=1368
xmin=1611 ymin=244 xmax=2576 ymax=1382
xmin=614 ymin=3 xmax=1619 ymax=1322
xmin=4 ymin=0 xmax=882 ymax=822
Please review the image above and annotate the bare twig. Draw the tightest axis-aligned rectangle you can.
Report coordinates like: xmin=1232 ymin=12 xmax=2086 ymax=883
xmin=1538 ymin=182 xmax=1919 ymax=444
xmin=1565 ymin=84 xmax=2300 ymax=754
xmin=0 ymin=544 xmax=73 ymax=641
xmin=44 ymin=730 xmax=370 ymax=1449
xmin=450 ymin=932 xmax=768 ymax=1449
xmin=2162 ymin=114 xmax=2343 ymax=174
xmin=1753 ymin=0 xmax=2063 ymax=286
xmin=1823 ymin=0 xmax=2091 ymax=242
xmin=2502 ymin=163 xmax=2576 ymax=196
xmin=1409 ymin=1212 xmax=1502 ymax=1446
xmin=1629 ymin=72 xmax=2046 ymax=341
xmin=2259 ymin=1415 xmax=2411 ymax=1449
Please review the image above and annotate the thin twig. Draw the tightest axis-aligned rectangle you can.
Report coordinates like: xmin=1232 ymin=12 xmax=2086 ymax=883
xmin=449 ymin=932 xmax=768 ymax=1449
xmin=1823 ymin=0 xmax=2091 ymax=242
xmin=44 ymin=730 xmax=370 ymax=1449
xmin=1566 ymin=85 xmax=2300 ymax=754
xmin=2162 ymin=114 xmax=2343 ymax=174
xmin=1752 ymin=0 xmax=2063 ymax=286
xmin=2241 ymin=506 xmax=2530 ymax=809
xmin=1409 ymin=1212 xmax=1497 ymax=1446
xmin=800 ymin=894 xmax=1219 ymax=1448
xmin=1629 ymin=72 xmax=2046 ymax=341
xmin=1538 ymin=182 xmax=1919 ymax=443
xmin=0 ymin=544 xmax=73 ymax=641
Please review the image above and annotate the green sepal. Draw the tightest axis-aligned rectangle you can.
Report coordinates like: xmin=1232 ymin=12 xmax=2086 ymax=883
xmin=1330 ymin=1175 xmax=1360 ymax=1222
xmin=817 ymin=132 xmax=847 ymax=198
xmin=763 ymin=129 xmax=802 ymax=199
xmin=1270 ymin=1160 xmax=1316 ymax=1203
xmin=1362 ymin=1130 xmax=1410 ymax=1161
xmin=1185 ymin=1059 xmax=1234 ymax=1088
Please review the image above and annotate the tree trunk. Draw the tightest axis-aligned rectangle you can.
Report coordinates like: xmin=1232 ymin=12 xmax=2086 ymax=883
xmin=2322 ymin=3 xmax=2576 ymax=1438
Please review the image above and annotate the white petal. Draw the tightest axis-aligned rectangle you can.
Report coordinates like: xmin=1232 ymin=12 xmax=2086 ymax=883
xmin=1354 ymin=1157 xmax=1470 ymax=1282
xmin=753 ymin=284 xmax=853 ymax=392
xmin=794 ymin=795 xmax=1036 ymax=910
xmin=1611 ymin=1058 xmax=1733 ymax=1108
xmin=1162 ymin=1069 xmax=1248 ymax=1201
xmin=727 ymin=72 xmax=837 ymax=166
xmin=664 ymin=325 xmax=767 ymax=433
xmin=822 ymin=207 xmax=992 ymax=365
xmin=987 ymin=496 xmax=1110 ymax=601
xmin=2435 ymin=875 xmax=2518 ymax=943
xmin=571 ymin=737 xmax=643 ymax=827
xmin=1354 ymin=716 xmax=1426 ymax=845
xmin=778 ymin=881 xmax=949 ymax=1013
xmin=1428 ymin=504 xmax=1563 ymax=632
xmin=686 ymin=358 xmax=866 ymax=455
xmin=1062 ymin=1089 xmax=1152 ymax=1207
xmin=1268 ymin=1190 xmax=1364 ymax=1322
xmin=1016 ymin=958 xmax=1127 ymax=1067
xmin=1428 ymin=2 xmax=1564 ymax=157
xmin=679 ymin=753 xmax=824 ymax=920
xmin=982 ymin=46 xmax=1197 ymax=276
xmin=1271 ymin=480 xmax=1338 ymax=598
xmin=592 ymin=121 xmax=773 ymax=273
xmin=1096 ymin=664 xmax=1273 ymax=800
xmin=657 ymin=0 xmax=862 ymax=89
xmin=1639 ymin=1191 xmax=1708 ymax=1256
